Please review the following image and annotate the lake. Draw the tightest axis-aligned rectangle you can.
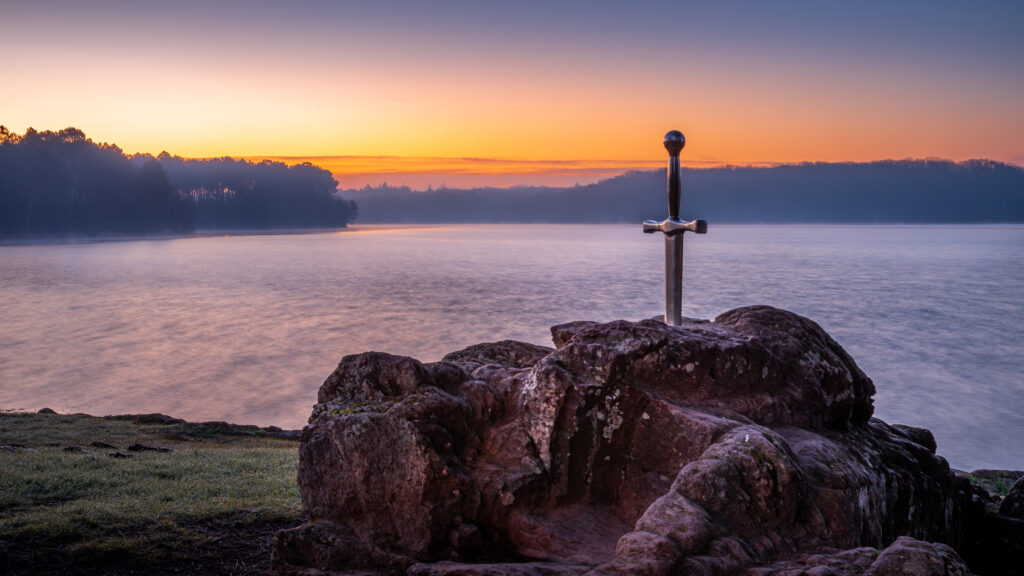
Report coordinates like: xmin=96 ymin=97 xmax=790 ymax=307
xmin=1 ymin=224 xmax=1021 ymax=471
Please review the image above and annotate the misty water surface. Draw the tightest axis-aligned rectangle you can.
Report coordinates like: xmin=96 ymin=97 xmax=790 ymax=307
xmin=1 ymin=224 xmax=1021 ymax=470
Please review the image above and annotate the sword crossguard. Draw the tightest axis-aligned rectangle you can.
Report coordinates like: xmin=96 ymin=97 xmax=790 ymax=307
xmin=643 ymin=218 xmax=707 ymax=236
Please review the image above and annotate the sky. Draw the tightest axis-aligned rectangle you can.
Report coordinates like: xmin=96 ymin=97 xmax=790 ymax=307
xmin=2 ymin=0 xmax=1022 ymax=188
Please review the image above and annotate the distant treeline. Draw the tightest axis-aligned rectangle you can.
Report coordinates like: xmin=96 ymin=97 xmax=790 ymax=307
xmin=0 ymin=127 xmax=194 ymax=237
xmin=344 ymin=159 xmax=1024 ymax=223
xmin=157 ymin=154 xmax=356 ymax=231
xmin=0 ymin=127 xmax=357 ymax=239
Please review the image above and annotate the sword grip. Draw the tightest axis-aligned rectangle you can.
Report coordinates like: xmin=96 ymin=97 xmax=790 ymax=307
xmin=664 ymin=131 xmax=685 ymax=220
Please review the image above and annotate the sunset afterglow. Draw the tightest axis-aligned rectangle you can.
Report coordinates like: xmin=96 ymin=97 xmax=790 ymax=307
xmin=3 ymin=0 xmax=1021 ymax=187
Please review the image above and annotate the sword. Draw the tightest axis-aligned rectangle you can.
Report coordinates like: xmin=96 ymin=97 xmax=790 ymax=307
xmin=642 ymin=130 xmax=707 ymax=326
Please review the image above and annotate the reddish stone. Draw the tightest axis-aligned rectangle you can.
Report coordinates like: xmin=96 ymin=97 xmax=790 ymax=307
xmin=272 ymin=306 xmax=987 ymax=576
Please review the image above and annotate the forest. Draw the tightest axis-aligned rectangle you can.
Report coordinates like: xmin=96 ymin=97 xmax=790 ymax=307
xmin=5 ymin=126 xmax=1021 ymax=237
xmin=344 ymin=159 xmax=1024 ymax=223
xmin=0 ymin=127 xmax=357 ymax=238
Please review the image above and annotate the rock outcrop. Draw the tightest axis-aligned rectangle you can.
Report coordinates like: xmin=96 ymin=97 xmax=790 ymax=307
xmin=272 ymin=306 xmax=1012 ymax=576
xmin=1000 ymin=476 xmax=1024 ymax=520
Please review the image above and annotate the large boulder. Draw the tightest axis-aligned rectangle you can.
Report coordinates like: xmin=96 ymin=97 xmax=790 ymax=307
xmin=272 ymin=306 xmax=998 ymax=576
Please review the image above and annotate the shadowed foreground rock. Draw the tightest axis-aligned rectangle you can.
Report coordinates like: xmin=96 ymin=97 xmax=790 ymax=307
xmin=272 ymin=306 xmax=1016 ymax=576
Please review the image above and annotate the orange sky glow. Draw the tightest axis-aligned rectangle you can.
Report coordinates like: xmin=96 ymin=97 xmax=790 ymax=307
xmin=2 ymin=1 xmax=1021 ymax=189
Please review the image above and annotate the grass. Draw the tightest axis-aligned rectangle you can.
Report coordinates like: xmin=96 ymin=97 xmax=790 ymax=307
xmin=991 ymin=479 xmax=1013 ymax=496
xmin=0 ymin=411 xmax=303 ymax=575
xmin=961 ymin=469 xmax=1022 ymax=498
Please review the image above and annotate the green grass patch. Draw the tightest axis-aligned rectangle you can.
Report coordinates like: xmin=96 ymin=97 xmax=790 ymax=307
xmin=961 ymin=468 xmax=1023 ymax=499
xmin=992 ymin=479 xmax=1013 ymax=496
xmin=0 ymin=411 xmax=303 ymax=575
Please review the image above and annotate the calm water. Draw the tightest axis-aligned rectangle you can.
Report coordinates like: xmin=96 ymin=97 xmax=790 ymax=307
xmin=1 ymin=225 xmax=1022 ymax=470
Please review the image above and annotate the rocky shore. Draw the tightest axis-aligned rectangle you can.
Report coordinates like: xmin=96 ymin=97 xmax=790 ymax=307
xmin=271 ymin=305 xmax=1023 ymax=575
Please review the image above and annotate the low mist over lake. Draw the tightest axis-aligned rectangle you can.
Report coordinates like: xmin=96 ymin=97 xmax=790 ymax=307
xmin=1 ymin=224 xmax=1021 ymax=471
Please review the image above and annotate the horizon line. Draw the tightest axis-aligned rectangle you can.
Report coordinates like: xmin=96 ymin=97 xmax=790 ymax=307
xmin=225 ymin=153 xmax=1021 ymax=169
xmin=221 ymin=154 xmax=1022 ymax=191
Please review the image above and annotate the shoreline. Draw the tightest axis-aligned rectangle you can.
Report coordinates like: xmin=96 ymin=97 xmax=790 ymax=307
xmin=4 ymin=407 xmax=302 ymax=440
xmin=0 ymin=226 xmax=353 ymax=246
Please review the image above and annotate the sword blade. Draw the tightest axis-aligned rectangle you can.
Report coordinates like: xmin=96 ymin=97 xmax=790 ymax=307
xmin=665 ymin=233 xmax=684 ymax=326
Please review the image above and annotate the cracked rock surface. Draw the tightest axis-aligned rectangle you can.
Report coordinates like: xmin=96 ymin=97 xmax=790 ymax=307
xmin=272 ymin=306 xmax=1010 ymax=576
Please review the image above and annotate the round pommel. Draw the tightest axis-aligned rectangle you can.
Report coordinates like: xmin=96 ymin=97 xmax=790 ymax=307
xmin=664 ymin=130 xmax=685 ymax=157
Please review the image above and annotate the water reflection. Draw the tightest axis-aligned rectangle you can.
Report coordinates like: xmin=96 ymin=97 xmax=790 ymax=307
xmin=0 ymin=224 xmax=1021 ymax=470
